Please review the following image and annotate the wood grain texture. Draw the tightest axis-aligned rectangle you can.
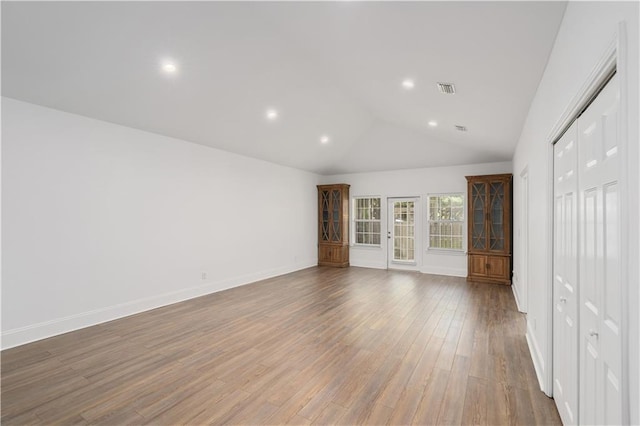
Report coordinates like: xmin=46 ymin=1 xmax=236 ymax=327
xmin=1 ymin=266 xmax=560 ymax=425
xmin=317 ymin=184 xmax=350 ymax=267
xmin=466 ymin=173 xmax=513 ymax=285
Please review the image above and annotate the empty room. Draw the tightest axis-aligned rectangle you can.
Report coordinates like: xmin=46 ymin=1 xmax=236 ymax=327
xmin=2 ymin=1 xmax=639 ymax=425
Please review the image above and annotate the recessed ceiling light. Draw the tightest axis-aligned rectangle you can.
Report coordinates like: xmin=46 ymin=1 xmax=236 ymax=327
xmin=266 ymin=109 xmax=279 ymax=121
xmin=401 ymin=79 xmax=415 ymax=90
xmin=162 ymin=62 xmax=177 ymax=73
xmin=428 ymin=120 xmax=438 ymax=127
xmin=320 ymin=135 xmax=330 ymax=144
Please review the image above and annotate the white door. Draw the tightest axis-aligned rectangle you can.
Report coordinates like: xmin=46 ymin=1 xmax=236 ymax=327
xmin=387 ymin=198 xmax=419 ymax=270
xmin=553 ymin=121 xmax=579 ymax=425
xmin=578 ymin=73 xmax=622 ymax=425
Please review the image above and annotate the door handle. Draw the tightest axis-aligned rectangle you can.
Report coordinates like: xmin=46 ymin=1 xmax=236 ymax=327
xmin=559 ymin=297 xmax=567 ymax=303
xmin=589 ymin=329 xmax=599 ymax=338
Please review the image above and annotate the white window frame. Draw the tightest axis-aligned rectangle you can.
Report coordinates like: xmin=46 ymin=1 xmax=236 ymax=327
xmin=352 ymin=196 xmax=382 ymax=247
xmin=427 ymin=193 xmax=465 ymax=252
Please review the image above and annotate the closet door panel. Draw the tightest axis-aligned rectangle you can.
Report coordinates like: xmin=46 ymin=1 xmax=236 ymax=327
xmin=578 ymin=73 xmax=621 ymax=426
xmin=553 ymin=120 xmax=579 ymax=425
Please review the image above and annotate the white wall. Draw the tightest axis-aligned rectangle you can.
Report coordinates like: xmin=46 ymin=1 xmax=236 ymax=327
xmin=322 ymin=162 xmax=512 ymax=275
xmin=511 ymin=1 xmax=639 ymax=422
xmin=1 ymin=98 xmax=319 ymax=349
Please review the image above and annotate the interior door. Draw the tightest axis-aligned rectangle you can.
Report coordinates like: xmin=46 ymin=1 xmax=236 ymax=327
xmin=387 ymin=198 xmax=419 ymax=270
xmin=578 ymin=73 xmax=622 ymax=425
xmin=553 ymin=120 xmax=579 ymax=425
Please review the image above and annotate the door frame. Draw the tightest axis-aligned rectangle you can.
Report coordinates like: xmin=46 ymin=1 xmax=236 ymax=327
xmin=545 ymin=24 xmax=630 ymax=424
xmin=517 ymin=166 xmax=529 ymax=313
xmin=386 ymin=197 xmax=421 ymax=271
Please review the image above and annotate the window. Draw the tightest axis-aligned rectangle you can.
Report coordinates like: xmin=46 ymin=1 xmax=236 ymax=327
xmin=428 ymin=194 xmax=464 ymax=250
xmin=354 ymin=197 xmax=381 ymax=245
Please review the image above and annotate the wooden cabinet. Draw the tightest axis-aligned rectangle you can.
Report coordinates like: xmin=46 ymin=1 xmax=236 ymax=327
xmin=468 ymin=254 xmax=510 ymax=281
xmin=317 ymin=184 xmax=350 ymax=267
xmin=466 ymin=174 xmax=512 ymax=285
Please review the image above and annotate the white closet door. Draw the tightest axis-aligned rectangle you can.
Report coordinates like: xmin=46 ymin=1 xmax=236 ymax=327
xmin=553 ymin=121 xmax=579 ymax=425
xmin=578 ymin=73 xmax=622 ymax=425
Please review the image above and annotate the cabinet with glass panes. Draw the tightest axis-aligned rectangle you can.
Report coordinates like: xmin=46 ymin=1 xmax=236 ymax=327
xmin=317 ymin=184 xmax=350 ymax=267
xmin=465 ymin=174 xmax=512 ymax=284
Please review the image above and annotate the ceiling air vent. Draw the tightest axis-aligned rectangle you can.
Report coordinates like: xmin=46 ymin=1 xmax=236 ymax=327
xmin=455 ymin=125 xmax=467 ymax=132
xmin=437 ymin=82 xmax=456 ymax=94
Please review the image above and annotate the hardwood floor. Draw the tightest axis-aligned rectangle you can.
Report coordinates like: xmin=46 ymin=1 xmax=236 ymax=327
xmin=1 ymin=267 xmax=561 ymax=425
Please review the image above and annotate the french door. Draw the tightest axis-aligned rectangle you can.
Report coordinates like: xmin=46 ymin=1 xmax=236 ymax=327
xmin=387 ymin=198 xmax=420 ymax=270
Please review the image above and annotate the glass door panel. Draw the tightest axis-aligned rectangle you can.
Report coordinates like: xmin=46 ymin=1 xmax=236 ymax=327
xmin=331 ymin=190 xmax=341 ymax=242
xmin=471 ymin=183 xmax=487 ymax=250
xmin=320 ymin=190 xmax=330 ymax=242
xmin=489 ymin=182 xmax=505 ymax=250
xmin=391 ymin=200 xmax=415 ymax=262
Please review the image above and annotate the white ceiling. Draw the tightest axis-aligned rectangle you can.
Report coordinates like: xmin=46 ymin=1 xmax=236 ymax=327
xmin=2 ymin=1 xmax=566 ymax=175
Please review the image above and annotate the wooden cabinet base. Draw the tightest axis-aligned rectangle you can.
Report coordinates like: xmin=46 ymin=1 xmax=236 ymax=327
xmin=466 ymin=276 xmax=511 ymax=285
xmin=467 ymin=254 xmax=511 ymax=285
xmin=318 ymin=244 xmax=349 ymax=267
xmin=318 ymin=261 xmax=350 ymax=268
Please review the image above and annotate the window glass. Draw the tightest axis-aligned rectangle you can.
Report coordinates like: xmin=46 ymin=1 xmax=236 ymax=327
xmin=428 ymin=194 xmax=465 ymax=250
xmin=354 ymin=197 xmax=381 ymax=246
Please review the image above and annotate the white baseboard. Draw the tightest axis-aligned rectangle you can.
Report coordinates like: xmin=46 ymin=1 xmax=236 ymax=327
xmin=420 ymin=265 xmax=467 ymax=277
xmin=349 ymin=260 xmax=387 ymax=270
xmin=525 ymin=321 xmax=547 ymax=393
xmin=1 ymin=260 xmax=316 ymax=350
xmin=512 ymin=281 xmax=526 ymax=313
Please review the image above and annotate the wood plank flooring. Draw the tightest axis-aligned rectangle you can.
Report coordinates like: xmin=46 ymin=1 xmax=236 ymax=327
xmin=1 ymin=267 xmax=561 ymax=425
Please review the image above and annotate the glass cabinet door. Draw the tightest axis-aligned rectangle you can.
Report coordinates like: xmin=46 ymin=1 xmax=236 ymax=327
xmin=489 ymin=181 xmax=505 ymax=251
xmin=471 ymin=182 xmax=487 ymax=250
xmin=320 ymin=189 xmax=330 ymax=242
xmin=331 ymin=189 xmax=342 ymax=241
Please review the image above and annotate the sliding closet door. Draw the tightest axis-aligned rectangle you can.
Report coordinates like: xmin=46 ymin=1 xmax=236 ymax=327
xmin=553 ymin=121 xmax=579 ymax=425
xmin=553 ymin=73 xmax=623 ymax=425
xmin=578 ymin=73 xmax=622 ymax=425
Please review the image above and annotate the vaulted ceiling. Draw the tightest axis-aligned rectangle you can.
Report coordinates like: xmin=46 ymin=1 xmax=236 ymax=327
xmin=2 ymin=1 xmax=566 ymax=175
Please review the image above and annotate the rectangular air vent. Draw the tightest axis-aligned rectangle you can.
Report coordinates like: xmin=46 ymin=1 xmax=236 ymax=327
xmin=437 ymin=82 xmax=456 ymax=94
xmin=455 ymin=125 xmax=467 ymax=132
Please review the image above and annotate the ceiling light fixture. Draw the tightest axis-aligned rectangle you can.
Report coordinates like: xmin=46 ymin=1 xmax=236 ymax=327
xmin=428 ymin=120 xmax=438 ymax=127
xmin=437 ymin=82 xmax=456 ymax=94
xmin=266 ymin=109 xmax=279 ymax=121
xmin=161 ymin=62 xmax=178 ymax=74
xmin=320 ymin=135 xmax=330 ymax=144
xmin=402 ymin=79 xmax=415 ymax=90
